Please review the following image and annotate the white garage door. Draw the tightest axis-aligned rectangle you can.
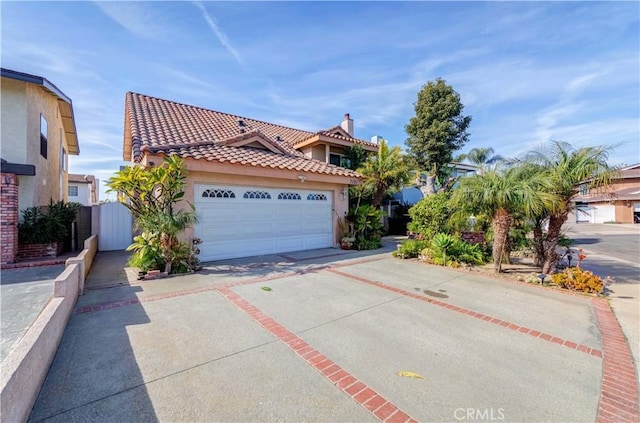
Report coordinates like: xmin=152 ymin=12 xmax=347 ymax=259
xmin=591 ymin=204 xmax=615 ymax=224
xmin=194 ymin=184 xmax=333 ymax=262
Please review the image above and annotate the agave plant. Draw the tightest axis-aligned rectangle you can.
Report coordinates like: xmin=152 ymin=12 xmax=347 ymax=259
xmin=431 ymin=233 xmax=456 ymax=266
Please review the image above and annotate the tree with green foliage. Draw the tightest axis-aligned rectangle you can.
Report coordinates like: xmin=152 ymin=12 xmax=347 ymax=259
xmin=450 ymin=167 xmax=554 ymax=273
xmin=521 ymin=141 xmax=616 ymax=274
xmin=107 ymin=155 xmax=198 ymax=274
xmin=357 ymin=139 xmax=411 ymax=207
xmin=405 ymin=78 xmax=472 ymax=195
xmin=407 ymin=192 xmax=452 ymax=241
xmin=343 ymin=144 xmax=368 ymax=170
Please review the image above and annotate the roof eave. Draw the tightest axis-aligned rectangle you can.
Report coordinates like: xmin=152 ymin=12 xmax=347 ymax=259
xmin=1 ymin=68 xmax=79 ymax=154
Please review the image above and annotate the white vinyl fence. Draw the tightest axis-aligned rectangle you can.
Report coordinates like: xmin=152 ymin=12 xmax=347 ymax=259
xmin=97 ymin=202 xmax=133 ymax=251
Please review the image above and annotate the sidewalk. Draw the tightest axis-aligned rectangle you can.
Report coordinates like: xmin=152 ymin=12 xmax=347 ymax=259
xmin=0 ymin=265 xmax=64 ymax=361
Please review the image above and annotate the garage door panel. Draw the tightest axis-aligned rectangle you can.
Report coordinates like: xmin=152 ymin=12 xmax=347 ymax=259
xmin=274 ymin=237 xmax=306 ymax=251
xmin=276 ymin=221 xmax=305 ymax=236
xmin=305 ymin=234 xmax=333 ymax=249
xmin=195 ymin=184 xmax=334 ymax=261
xmin=305 ymin=220 xmax=332 ymax=234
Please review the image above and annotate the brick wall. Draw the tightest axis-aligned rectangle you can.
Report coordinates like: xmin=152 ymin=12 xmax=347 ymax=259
xmin=16 ymin=242 xmax=63 ymax=261
xmin=1 ymin=173 xmax=19 ymax=264
xmin=461 ymin=231 xmax=485 ymax=245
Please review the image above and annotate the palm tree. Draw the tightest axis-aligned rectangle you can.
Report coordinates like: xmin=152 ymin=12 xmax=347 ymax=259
xmin=357 ymin=139 xmax=411 ymax=207
xmin=451 ymin=167 xmax=554 ymax=273
xmin=522 ymin=141 xmax=617 ymax=274
xmin=457 ymin=147 xmax=504 ymax=168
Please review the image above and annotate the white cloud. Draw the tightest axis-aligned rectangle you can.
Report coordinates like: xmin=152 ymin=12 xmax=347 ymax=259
xmin=93 ymin=2 xmax=167 ymax=39
xmin=192 ymin=2 xmax=243 ymax=66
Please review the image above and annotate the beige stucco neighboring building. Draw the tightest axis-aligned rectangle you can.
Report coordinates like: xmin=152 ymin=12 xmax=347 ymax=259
xmin=67 ymin=174 xmax=99 ymax=206
xmin=124 ymin=92 xmax=376 ymax=261
xmin=0 ymin=68 xmax=79 ymax=264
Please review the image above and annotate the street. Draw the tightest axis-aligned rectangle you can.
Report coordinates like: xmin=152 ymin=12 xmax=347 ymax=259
xmin=563 ymin=223 xmax=639 ymax=370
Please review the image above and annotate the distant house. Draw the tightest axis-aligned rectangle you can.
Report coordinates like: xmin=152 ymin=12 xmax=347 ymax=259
xmin=391 ymin=162 xmax=480 ymax=205
xmin=123 ymin=92 xmax=379 ymax=261
xmin=0 ymin=68 xmax=80 ymax=264
xmin=67 ymin=174 xmax=99 ymax=206
xmin=572 ymin=163 xmax=640 ymax=224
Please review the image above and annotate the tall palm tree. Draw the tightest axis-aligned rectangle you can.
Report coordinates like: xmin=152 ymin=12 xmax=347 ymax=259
xmin=451 ymin=167 xmax=554 ymax=273
xmin=522 ymin=141 xmax=617 ymax=273
xmin=357 ymin=139 xmax=411 ymax=207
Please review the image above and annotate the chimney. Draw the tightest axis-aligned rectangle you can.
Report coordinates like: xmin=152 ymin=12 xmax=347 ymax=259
xmin=340 ymin=113 xmax=354 ymax=137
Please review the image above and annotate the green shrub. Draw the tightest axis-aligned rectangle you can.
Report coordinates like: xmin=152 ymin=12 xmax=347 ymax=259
xmin=355 ymin=238 xmax=382 ymax=250
xmin=421 ymin=233 xmax=485 ymax=266
xmin=407 ymin=193 xmax=452 ymax=241
xmin=550 ymin=267 xmax=603 ymax=293
xmin=557 ymin=235 xmax=574 ymax=248
xmin=127 ymin=232 xmax=165 ymax=271
xmin=18 ymin=200 xmax=80 ymax=244
xmin=350 ymin=204 xmax=384 ymax=250
xmin=393 ymin=239 xmax=430 ymax=259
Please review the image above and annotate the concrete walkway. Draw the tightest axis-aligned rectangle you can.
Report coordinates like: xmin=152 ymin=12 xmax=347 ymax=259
xmin=0 ymin=265 xmax=64 ymax=361
xmin=28 ymin=241 xmax=639 ymax=422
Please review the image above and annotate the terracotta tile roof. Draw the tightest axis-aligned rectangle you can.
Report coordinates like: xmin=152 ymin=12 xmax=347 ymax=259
xmin=67 ymin=174 xmax=95 ymax=184
xmin=291 ymin=128 xmax=379 ymax=149
xmin=144 ymin=143 xmax=360 ymax=177
xmin=125 ymin=93 xmax=364 ymax=178
xmin=124 ymin=92 xmax=376 ymax=170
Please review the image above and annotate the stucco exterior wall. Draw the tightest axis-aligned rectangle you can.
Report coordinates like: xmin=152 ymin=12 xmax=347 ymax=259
xmin=311 ymin=144 xmax=326 ymax=161
xmin=68 ymin=183 xmax=91 ymax=206
xmin=1 ymin=79 xmax=28 ymax=164
xmin=2 ymin=80 xmax=70 ymax=212
xmin=615 ymin=202 xmax=635 ymax=223
xmin=22 ymin=83 xmax=69 ymax=210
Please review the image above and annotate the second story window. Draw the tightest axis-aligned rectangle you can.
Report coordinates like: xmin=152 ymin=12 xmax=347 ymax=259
xmin=329 ymin=153 xmax=341 ymax=166
xmin=60 ymin=131 xmax=67 ymax=171
xmin=329 ymin=153 xmax=351 ymax=168
xmin=40 ymin=114 xmax=48 ymax=159
xmin=68 ymin=185 xmax=78 ymax=197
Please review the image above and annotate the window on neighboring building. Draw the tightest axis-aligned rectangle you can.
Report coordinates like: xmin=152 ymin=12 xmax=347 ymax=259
xmin=40 ymin=114 xmax=48 ymax=159
xmin=68 ymin=185 xmax=78 ymax=197
xmin=579 ymin=184 xmax=589 ymax=195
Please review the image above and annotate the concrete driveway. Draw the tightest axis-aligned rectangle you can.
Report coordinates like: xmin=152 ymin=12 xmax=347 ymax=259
xmin=28 ymin=244 xmax=638 ymax=422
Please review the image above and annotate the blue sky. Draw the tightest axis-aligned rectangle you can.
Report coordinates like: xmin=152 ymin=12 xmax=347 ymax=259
xmin=2 ymin=1 xmax=639 ymax=200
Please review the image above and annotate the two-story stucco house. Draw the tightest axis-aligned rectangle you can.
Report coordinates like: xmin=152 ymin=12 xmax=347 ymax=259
xmin=1 ymin=68 xmax=79 ymax=264
xmin=67 ymin=174 xmax=99 ymax=206
xmin=123 ymin=92 xmax=378 ymax=261
xmin=572 ymin=163 xmax=640 ymax=224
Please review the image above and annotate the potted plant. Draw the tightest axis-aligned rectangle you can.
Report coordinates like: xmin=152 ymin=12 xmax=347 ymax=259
xmin=337 ymin=216 xmax=356 ymax=250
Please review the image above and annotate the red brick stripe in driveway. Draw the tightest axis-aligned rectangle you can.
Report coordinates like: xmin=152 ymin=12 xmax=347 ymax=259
xmin=592 ymin=298 xmax=640 ymax=423
xmin=217 ymin=286 xmax=418 ymax=423
xmin=327 ymin=268 xmax=603 ymax=357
